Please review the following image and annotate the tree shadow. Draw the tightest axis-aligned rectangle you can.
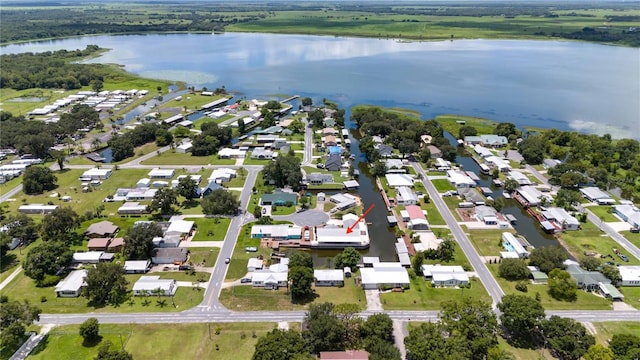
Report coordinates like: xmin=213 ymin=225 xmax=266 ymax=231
xmin=82 ymin=335 xmax=103 ymax=348
xmin=0 ymin=253 xmax=18 ymax=273
xmin=181 ymin=200 xmax=200 ymax=210
xmin=291 ymin=291 xmax=320 ymax=305
xmin=27 ymin=334 xmax=49 ymax=356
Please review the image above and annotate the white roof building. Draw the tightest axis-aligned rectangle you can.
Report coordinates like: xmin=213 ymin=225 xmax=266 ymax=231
xmin=446 ymin=170 xmax=476 ymax=188
xmin=314 ymin=269 xmax=344 ymax=283
xmin=396 ymin=186 xmax=418 ymax=205
xmin=72 ymin=251 xmax=105 ymax=264
xmin=55 ymin=270 xmax=87 ymax=297
xmin=386 ymin=174 xmax=414 ymax=188
xmin=502 ymin=232 xmax=529 ymax=258
xmin=421 ymin=264 xmax=469 ymax=286
xmin=218 ymin=148 xmax=247 ymax=158
xmin=124 ymin=260 xmax=151 ymax=274
xmin=81 ymin=168 xmax=112 ymax=180
xmin=473 ymin=145 xmax=493 ymax=158
xmin=137 ymin=178 xmax=151 ymax=188
xmin=516 ymin=186 xmax=550 ymax=206
xmin=18 ymin=204 xmax=59 ymax=214
xmin=618 ymin=266 xmax=640 ymax=287
xmin=132 ymin=276 xmax=177 ymax=296
xmin=148 ymin=168 xmax=175 ymax=179
xmin=209 ymin=168 xmax=236 ymax=182
xmin=508 ymin=171 xmax=533 ymax=186
xmin=360 ymin=263 xmax=410 ymax=290
xmin=541 ymin=207 xmax=580 ymax=230
xmin=176 ymin=142 xmax=193 ymax=153
xmin=118 ymin=202 xmax=148 ymax=215
xmin=485 ymin=156 xmax=511 ymax=172
xmin=580 ymin=187 xmax=615 ymax=204
xmin=166 ymin=220 xmax=195 ymax=236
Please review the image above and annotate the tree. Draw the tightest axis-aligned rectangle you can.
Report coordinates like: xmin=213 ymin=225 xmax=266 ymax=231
xmin=301 ymin=97 xmax=312 ymax=107
xmin=503 ymin=179 xmax=518 ymax=193
xmin=40 ymin=207 xmax=80 ymax=242
xmin=555 ymin=189 xmax=583 ymax=210
xmin=262 ymin=152 xmax=303 ymax=191
xmin=583 ymin=344 xmax=614 ymax=360
xmin=289 ymin=251 xmax=313 ymax=269
xmin=609 ymin=333 xmax=640 ymax=359
xmin=436 ymin=238 xmax=455 ymax=262
xmin=405 ymin=321 xmax=471 ymax=360
xmin=303 ymin=303 xmax=346 ymax=353
xmin=459 ymin=125 xmax=478 ymax=139
xmin=412 ymin=251 xmax=425 ymax=275
xmin=51 ymin=149 xmax=65 ymax=171
xmin=542 ymin=316 xmax=594 ymax=360
xmin=148 ymin=188 xmax=178 ymax=215
xmin=83 ymin=262 xmax=128 ymax=306
xmin=334 ymin=247 xmax=360 ymax=270
xmin=371 ymin=160 xmax=387 ymax=177
xmin=253 ymin=329 xmax=311 ymax=360
xmin=123 ymin=222 xmax=163 ymax=260
xmin=498 ymin=294 xmax=545 ymax=347
xmin=491 ymin=197 xmax=505 ymax=212
xmin=176 ymin=176 xmax=198 ymax=202
xmin=528 ymin=246 xmax=567 ymax=274
xmin=418 ymin=147 xmax=431 ymax=163
xmin=362 ymin=313 xmax=394 ymax=343
xmin=23 ymin=165 xmax=57 ymax=195
xmin=3 ymin=214 xmax=38 ymax=246
xmin=108 ymin=135 xmax=134 ymax=162
xmin=367 ymin=341 xmax=401 ymax=360
xmin=94 ymin=341 xmax=134 ymax=360
xmin=601 ymin=265 xmax=621 ymax=284
xmin=237 ymin=118 xmax=246 ymax=133
xmin=90 ymin=79 xmax=104 ymax=93
xmin=440 ymin=297 xmax=498 ymax=360
xmin=0 ymin=300 xmax=41 ymax=352
xmin=23 ymin=241 xmax=72 ymax=284
xmin=579 ymin=256 xmax=601 ymax=272
xmin=79 ymin=317 xmax=100 ymax=344
xmin=487 ymin=347 xmax=516 ymax=360
xmin=498 ymin=258 xmax=529 ymax=281
xmin=201 ymin=189 xmax=240 ymax=215
xmin=288 ymin=266 xmax=314 ymax=302
xmin=495 ymin=122 xmax=518 ymax=137
xmin=154 ymin=128 xmax=173 ymax=146
xmin=548 ymin=269 xmax=577 ymax=301
xmin=518 ymin=136 xmax=545 ymax=165
xmin=398 ymin=139 xmax=418 ymax=158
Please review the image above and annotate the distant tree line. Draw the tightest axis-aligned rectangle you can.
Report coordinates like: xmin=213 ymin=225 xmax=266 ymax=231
xmin=0 ymin=46 xmax=105 ymax=90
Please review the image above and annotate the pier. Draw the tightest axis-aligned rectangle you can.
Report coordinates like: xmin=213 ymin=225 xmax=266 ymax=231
xmin=279 ymin=95 xmax=300 ymax=104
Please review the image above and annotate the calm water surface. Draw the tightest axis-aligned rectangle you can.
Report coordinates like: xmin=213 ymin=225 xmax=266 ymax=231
xmin=3 ymin=33 xmax=639 ymax=138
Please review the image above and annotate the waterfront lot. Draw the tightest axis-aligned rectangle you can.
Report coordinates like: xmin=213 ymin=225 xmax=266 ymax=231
xmin=466 ymin=228 xmax=517 ymax=257
xmin=486 ymin=264 xmax=612 ymax=310
xmin=558 ymin=221 xmax=640 ymax=265
xmin=28 ymin=322 xmax=276 ymax=360
xmin=219 ymin=277 xmax=366 ymax=311
xmin=381 ymin=277 xmax=491 ymax=310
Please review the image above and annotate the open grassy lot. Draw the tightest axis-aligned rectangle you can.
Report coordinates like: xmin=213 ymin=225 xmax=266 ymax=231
xmin=220 ymin=277 xmax=365 ymax=311
xmin=620 ymin=287 xmax=640 ymax=310
xmin=140 ymin=151 xmax=235 ymax=166
xmin=466 ymin=228 xmax=516 ymax=256
xmin=381 ymin=277 xmax=491 ymax=310
xmin=1 ymin=272 xmax=203 ymax=314
xmin=486 ymin=263 xmax=612 ymax=310
xmin=188 ymin=217 xmax=231 ymax=242
xmin=0 ymin=240 xmax=40 ymax=283
xmin=430 ymin=179 xmax=456 ymax=192
xmin=593 ymin=322 xmax=640 ymax=345
xmin=225 ymin=223 xmax=274 ymax=281
xmin=420 ymin=200 xmax=446 ymax=226
xmin=436 ymin=115 xmax=500 ymax=139
xmin=28 ymin=322 xmax=277 ymax=360
xmin=557 ymin=221 xmax=640 ymax=264
xmin=621 ymin=230 xmax=640 ymax=249
xmin=188 ymin=247 xmax=220 ymax=268
xmin=587 ymin=205 xmax=620 ymax=223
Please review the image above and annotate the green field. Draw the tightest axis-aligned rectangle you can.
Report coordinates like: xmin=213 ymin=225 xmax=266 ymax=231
xmin=593 ymin=322 xmax=640 ymax=345
xmin=381 ymin=277 xmax=491 ymax=310
xmin=466 ymin=228 xmax=517 ymax=257
xmin=188 ymin=217 xmax=231 ymax=242
xmin=587 ymin=205 xmax=620 ymax=223
xmin=621 ymin=230 xmax=640 ymax=249
xmin=557 ymin=221 xmax=640 ymax=264
xmin=27 ymin=322 xmax=277 ymax=360
xmin=430 ymin=178 xmax=456 ymax=192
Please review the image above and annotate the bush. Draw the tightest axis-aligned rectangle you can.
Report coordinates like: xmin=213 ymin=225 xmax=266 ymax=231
xmin=515 ymin=281 xmax=528 ymax=293
xmin=40 ymin=296 xmax=47 ymax=302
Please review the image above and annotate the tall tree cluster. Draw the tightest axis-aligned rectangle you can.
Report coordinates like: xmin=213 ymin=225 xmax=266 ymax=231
xmin=0 ymin=299 xmax=41 ymax=352
xmin=190 ymin=122 xmax=232 ymax=156
xmin=262 ymin=151 xmax=303 ymax=191
xmin=288 ymin=251 xmax=314 ymax=302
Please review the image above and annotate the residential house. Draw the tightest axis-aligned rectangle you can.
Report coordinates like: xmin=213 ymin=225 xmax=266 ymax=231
xmin=252 ymin=147 xmax=276 ymax=160
xmin=209 ymin=168 xmax=236 ymax=183
xmin=386 ymin=174 xmax=413 ymax=188
xmin=166 ymin=220 xmax=195 ymax=237
xmin=72 ymin=251 xmax=114 ymax=264
xmin=251 ymin=225 xmax=301 ymax=240
xmin=427 ymin=145 xmax=442 ymax=158
xmin=508 ymin=171 xmax=533 ymax=186
xmin=446 ymin=170 xmax=476 ymax=189
xmin=459 ymin=188 xmax=485 ymax=206
xmin=566 ymin=262 xmax=611 ymax=291
xmin=80 ymin=168 xmax=112 ymax=181
xmin=404 ymin=205 xmax=429 ymax=231
xmin=148 ymin=168 xmax=175 ymax=179
xmin=528 ymin=266 xmax=549 ymax=284
xmin=540 ymin=207 xmax=580 ymax=231
xmin=314 ymin=269 xmax=344 ymax=287
xmin=176 ymin=142 xmax=193 ymax=153
xmin=152 ymin=248 xmax=188 ymax=264
xmin=598 ymin=282 xmax=624 ymax=301
xmin=307 ymin=173 xmax=334 ymax=185
xmin=375 ymin=144 xmax=393 ymax=158
xmin=152 ymin=235 xmax=181 ymax=248
xmin=313 ymin=215 xmax=370 ymax=249
xmin=260 ymin=191 xmax=297 ymax=206
xmin=515 ymin=186 xmax=551 ymax=207
xmin=395 ymin=239 xmax=411 ymax=267
xmin=421 ymin=264 xmax=469 ymax=287
xmin=247 ymin=258 xmax=264 ymax=272
xmin=18 ymin=204 xmax=59 ymax=214
xmin=252 ymin=267 xmax=288 ymax=290
xmin=384 ymin=159 xmax=405 ymax=173
xmin=54 ymin=270 xmax=87 ymax=297
xmin=322 ymin=127 xmax=338 ymax=136
xmin=325 ymin=153 xmax=343 ymax=171
xmin=343 ymin=180 xmax=359 ymax=190
xmin=199 ymin=181 xmax=223 ymax=198
xmin=618 ymin=266 xmax=640 ymax=287
xmin=502 ymin=232 xmax=529 ymax=258
xmin=480 ymin=135 xmax=508 ymax=147
xmin=580 ymin=187 xmax=614 ymax=205
xmin=118 ymin=202 xmax=148 ymax=215
xmin=84 ymin=220 xmax=119 ymax=238
xmin=124 ymin=260 xmax=151 ymax=274
xmin=359 ymin=262 xmax=410 ymax=290
xmin=218 ymin=148 xmax=247 ymax=159
xmin=136 ymin=178 xmax=151 ymax=188
xmin=329 ymin=193 xmax=357 ymax=211
xmin=435 ymin=158 xmax=451 ymax=170
xmin=362 ymin=257 xmax=380 ymax=267
xmin=475 ymin=205 xmax=498 ymax=225
xmin=396 ymin=186 xmax=418 ymax=205
xmin=485 ymin=156 xmax=511 ymax=172
xmin=132 ymin=276 xmax=177 ymax=296
xmin=613 ymin=204 xmax=640 ymax=228
xmin=543 ymin=159 xmax=561 ymax=169
xmin=473 ymin=145 xmax=493 ymax=158
xmin=88 ymin=237 xmax=124 ymax=252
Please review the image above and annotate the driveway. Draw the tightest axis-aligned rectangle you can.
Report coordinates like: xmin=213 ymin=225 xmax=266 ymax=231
xmin=273 ymin=210 xmax=329 ymax=227
xmin=365 ymin=290 xmax=383 ymax=311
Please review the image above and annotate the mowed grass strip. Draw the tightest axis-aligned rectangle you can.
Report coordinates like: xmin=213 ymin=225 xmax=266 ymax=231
xmin=28 ymin=322 xmax=277 ymax=360
xmin=188 ymin=217 xmax=231 ymax=242
xmin=380 ymin=277 xmax=491 ymax=310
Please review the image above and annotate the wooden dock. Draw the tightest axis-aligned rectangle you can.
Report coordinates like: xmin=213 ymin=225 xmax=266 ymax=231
xmin=280 ymin=95 xmax=300 ymax=103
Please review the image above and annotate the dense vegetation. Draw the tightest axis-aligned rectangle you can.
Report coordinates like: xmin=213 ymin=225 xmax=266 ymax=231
xmin=2 ymin=2 xmax=640 ymax=46
xmin=0 ymin=46 xmax=105 ymax=90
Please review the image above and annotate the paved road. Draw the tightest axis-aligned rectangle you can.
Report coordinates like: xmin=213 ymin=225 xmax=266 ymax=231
xmin=301 ymin=117 xmax=313 ymax=166
xmin=197 ymin=167 xmax=259 ymax=311
xmin=0 ymin=267 xmax=23 ymax=291
xmin=0 ymin=184 xmax=23 ymax=202
xmin=412 ymin=162 xmax=505 ymax=306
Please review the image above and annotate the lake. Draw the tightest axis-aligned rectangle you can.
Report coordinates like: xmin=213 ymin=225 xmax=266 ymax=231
xmin=3 ymin=33 xmax=639 ymax=139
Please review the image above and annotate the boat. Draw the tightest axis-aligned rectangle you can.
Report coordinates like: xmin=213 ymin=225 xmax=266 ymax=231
xmin=245 ymin=247 xmax=257 ymax=252
xmin=492 ymin=179 xmax=503 ymax=187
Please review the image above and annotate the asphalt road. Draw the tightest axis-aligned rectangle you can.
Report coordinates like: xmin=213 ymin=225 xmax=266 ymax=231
xmin=301 ymin=117 xmax=313 ymax=166
xmin=412 ymin=162 xmax=505 ymax=306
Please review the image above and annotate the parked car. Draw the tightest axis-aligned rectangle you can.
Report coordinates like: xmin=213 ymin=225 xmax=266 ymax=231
xmin=240 ymin=278 xmax=251 ymax=284
xmin=619 ymin=254 xmax=630 ymax=262
xmin=178 ymin=265 xmax=191 ymax=271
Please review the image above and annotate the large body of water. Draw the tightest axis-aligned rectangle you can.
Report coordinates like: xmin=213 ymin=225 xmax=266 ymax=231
xmin=3 ymin=33 xmax=639 ymax=138
xmin=4 ymin=33 xmax=637 ymax=261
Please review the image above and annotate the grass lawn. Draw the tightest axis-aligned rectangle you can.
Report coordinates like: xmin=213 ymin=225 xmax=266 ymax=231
xmin=28 ymin=322 xmax=277 ymax=360
xmin=557 ymin=221 xmax=640 ymax=264
xmin=226 ymin=175 xmax=248 ymax=188
xmin=486 ymin=264 xmax=613 ymax=310
xmin=220 ymin=276 xmax=366 ymax=311
xmin=0 ymin=175 xmax=23 ymax=193
xmin=272 ymin=204 xmax=297 ymax=215
xmin=466 ymin=228 xmax=516 ymax=257
xmin=140 ymin=151 xmax=228 ymax=166
xmin=225 ymin=223 xmax=274 ymax=281
xmin=592 ymin=322 xmax=640 ymax=345
xmin=436 ymin=115 xmax=500 ymax=139
xmin=587 ymin=205 xmax=619 ymax=223
xmin=621 ymin=231 xmax=640 ymax=249
xmin=421 ymin=200 xmax=446 ymax=226
xmin=1 ymin=272 xmax=203 ymax=314
xmin=431 ymin=179 xmax=456 ymax=192
xmin=188 ymin=247 xmax=220 ymax=268
xmin=620 ymin=287 xmax=640 ymax=310
xmin=442 ymin=196 xmax=462 ymax=216
xmin=381 ymin=277 xmax=491 ymax=310
xmin=188 ymin=217 xmax=231 ymax=242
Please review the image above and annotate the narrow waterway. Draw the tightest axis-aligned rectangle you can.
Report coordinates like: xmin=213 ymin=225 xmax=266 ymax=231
xmin=443 ymin=132 xmax=559 ymax=249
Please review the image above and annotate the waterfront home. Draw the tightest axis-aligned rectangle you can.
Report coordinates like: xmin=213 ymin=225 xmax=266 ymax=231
xmin=132 ymin=276 xmax=177 ymax=296
xmin=395 ymin=186 xmax=418 ymax=205
xmin=508 ymin=171 xmax=533 ymax=186
xmin=313 ymin=214 xmax=370 ymax=249
xmin=343 ymin=180 xmax=359 ymax=190
xmin=395 ymin=239 xmax=410 ymax=267
xmin=359 ymin=262 xmax=410 ymax=290
xmin=580 ymin=187 xmax=615 ymax=205
xmin=386 ymin=174 xmax=414 ymax=188
xmin=485 ymin=155 xmax=511 ymax=172
xmin=384 ymin=159 xmax=405 ymax=173
xmin=329 ymin=193 xmax=357 ymax=211
xmin=421 ymin=264 xmax=469 ymax=287
xmin=307 ymin=173 xmax=334 ymax=185
xmin=473 ymin=145 xmax=493 ymax=158
xmin=618 ymin=266 xmax=640 ymax=287
xmin=54 ymin=270 xmax=87 ymax=298
xmin=515 ymin=186 xmax=551 ymax=207
xmin=540 ymin=207 xmax=580 ymax=231
xmin=314 ymin=269 xmax=344 ymax=287
xmin=375 ymin=144 xmax=394 ymax=158
xmin=459 ymin=188 xmax=485 ymax=206
xmin=325 ymin=153 xmax=342 ymax=171
xmin=502 ymin=232 xmax=529 ymax=258
xmin=475 ymin=205 xmax=498 ymax=225
xmin=446 ymin=170 xmax=476 ymax=189
xmin=435 ymin=158 xmax=451 ymax=170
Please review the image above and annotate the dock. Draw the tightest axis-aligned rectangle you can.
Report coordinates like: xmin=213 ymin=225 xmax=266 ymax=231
xmin=86 ymin=153 xmax=106 ymax=162
xmin=279 ymin=95 xmax=300 ymax=104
